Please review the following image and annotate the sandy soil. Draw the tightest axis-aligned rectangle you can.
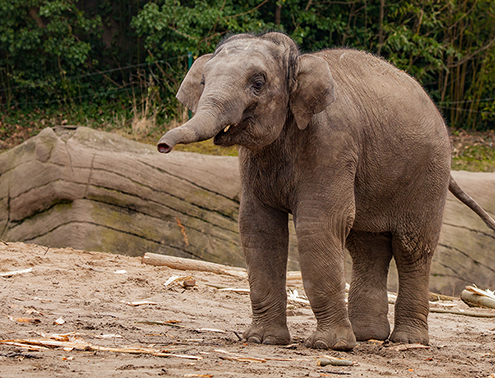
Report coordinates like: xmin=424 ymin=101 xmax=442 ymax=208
xmin=1 ymin=242 xmax=495 ymax=378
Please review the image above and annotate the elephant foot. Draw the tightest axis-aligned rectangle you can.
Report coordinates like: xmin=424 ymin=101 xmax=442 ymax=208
xmin=350 ymin=314 xmax=390 ymax=341
xmin=243 ymin=322 xmax=290 ymax=345
xmin=305 ymin=324 xmax=357 ymax=351
xmin=390 ymin=325 xmax=429 ymax=345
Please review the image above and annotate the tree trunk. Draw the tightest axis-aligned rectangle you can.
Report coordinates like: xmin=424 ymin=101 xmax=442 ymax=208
xmin=377 ymin=0 xmax=385 ymax=56
xmin=275 ymin=3 xmax=282 ymax=25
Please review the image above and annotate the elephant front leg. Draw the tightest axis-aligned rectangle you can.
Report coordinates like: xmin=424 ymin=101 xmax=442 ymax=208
xmin=296 ymin=213 xmax=357 ymax=351
xmin=240 ymin=199 xmax=290 ymax=345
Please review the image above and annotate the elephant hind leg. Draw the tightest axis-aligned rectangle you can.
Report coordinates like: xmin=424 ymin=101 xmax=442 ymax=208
xmin=389 ymin=226 xmax=439 ymax=345
xmin=347 ymin=230 xmax=393 ymax=341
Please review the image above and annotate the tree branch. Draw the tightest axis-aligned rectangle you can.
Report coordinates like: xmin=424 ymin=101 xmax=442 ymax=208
xmin=448 ymin=36 xmax=495 ymax=68
xmin=225 ymin=0 xmax=269 ymax=19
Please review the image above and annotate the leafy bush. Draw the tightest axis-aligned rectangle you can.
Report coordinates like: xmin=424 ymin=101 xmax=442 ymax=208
xmin=1 ymin=0 xmax=495 ymax=135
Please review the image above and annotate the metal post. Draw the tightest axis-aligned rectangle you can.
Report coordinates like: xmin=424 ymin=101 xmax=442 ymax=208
xmin=187 ymin=52 xmax=193 ymax=120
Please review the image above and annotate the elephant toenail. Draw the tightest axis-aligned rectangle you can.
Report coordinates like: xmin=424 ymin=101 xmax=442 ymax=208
xmin=248 ymin=336 xmax=261 ymax=344
xmin=313 ymin=340 xmax=329 ymax=349
xmin=262 ymin=337 xmax=276 ymax=345
xmin=333 ymin=340 xmax=350 ymax=350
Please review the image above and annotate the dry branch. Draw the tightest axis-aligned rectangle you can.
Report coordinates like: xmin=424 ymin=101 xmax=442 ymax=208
xmin=142 ymin=253 xmax=246 ymax=277
xmin=213 ymin=349 xmax=308 ymax=362
xmin=388 ymin=344 xmax=430 ymax=352
xmin=429 ymin=308 xmax=495 ymax=318
xmin=0 ymin=337 xmax=202 ymax=360
xmin=429 ymin=292 xmax=456 ymax=302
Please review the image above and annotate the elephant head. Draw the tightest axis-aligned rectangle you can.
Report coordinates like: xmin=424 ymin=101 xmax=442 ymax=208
xmin=157 ymin=32 xmax=335 ymax=153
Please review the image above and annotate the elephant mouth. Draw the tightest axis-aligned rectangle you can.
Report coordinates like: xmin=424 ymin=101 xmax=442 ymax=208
xmin=214 ymin=124 xmax=235 ymax=144
xmin=213 ymin=118 xmax=251 ymax=145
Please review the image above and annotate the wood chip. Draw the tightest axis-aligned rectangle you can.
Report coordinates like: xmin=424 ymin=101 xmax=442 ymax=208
xmin=183 ymin=279 xmax=196 ymax=288
xmin=0 ymin=268 xmax=33 ymax=277
xmin=367 ymin=339 xmax=385 ymax=345
xmin=196 ymin=328 xmax=226 ymax=334
xmin=317 ymin=357 xmax=354 ymax=366
xmin=8 ymin=316 xmax=41 ymax=324
xmin=164 ymin=275 xmax=192 ymax=287
xmin=388 ymin=344 xmax=430 ymax=352
xmin=217 ymin=288 xmax=250 ymax=293
xmin=135 ymin=320 xmax=183 ymax=327
xmin=122 ymin=300 xmax=157 ymax=306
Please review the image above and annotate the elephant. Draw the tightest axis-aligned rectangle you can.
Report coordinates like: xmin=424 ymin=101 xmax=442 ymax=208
xmin=157 ymin=32 xmax=495 ymax=350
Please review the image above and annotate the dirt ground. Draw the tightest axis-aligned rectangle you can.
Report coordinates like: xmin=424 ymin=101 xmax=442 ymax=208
xmin=1 ymin=242 xmax=495 ymax=378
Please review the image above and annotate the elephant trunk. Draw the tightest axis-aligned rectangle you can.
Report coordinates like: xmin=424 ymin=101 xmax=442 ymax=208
xmin=157 ymin=111 xmax=221 ymax=154
xmin=157 ymin=94 xmax=242 ymax=154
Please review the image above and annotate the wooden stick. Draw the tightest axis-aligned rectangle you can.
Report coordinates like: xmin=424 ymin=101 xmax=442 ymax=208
xmin=142 ymin=253 xmax=246 ymax=277
xmin=429 ymin=292 xmax=456 ymax=302
xmin=0 ymin=268 xmax=33 ymax=277
xmin=430 ymin=308 xmax=495 ymax=318
xmin=0 ymin=338 xmax=202 ymax=359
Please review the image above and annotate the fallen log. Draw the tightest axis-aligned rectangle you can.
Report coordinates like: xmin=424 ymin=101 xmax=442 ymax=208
xmin=460 ymin=286 xmax=495 ymax=309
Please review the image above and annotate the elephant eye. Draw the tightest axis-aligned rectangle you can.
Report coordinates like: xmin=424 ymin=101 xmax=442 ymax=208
xmin=200 ymin=76 xmax=205 ymax=86
xmin=253 ymin=80 xmax=264 ymax=90
xmin=251 ymin=75 xmax=265 ymax=93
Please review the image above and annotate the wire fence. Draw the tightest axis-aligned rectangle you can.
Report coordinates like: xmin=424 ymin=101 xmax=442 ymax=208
xmin=2 ymin=54 xmax=495 ymax=121
xmin=1 ymin=55 xmax=190 ymax=108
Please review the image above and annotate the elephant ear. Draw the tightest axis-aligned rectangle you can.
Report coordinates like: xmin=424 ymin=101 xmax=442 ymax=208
xmin=176 ymin=54 xmax=213 ymax=113
xmin=290 ymin=54 xmax=335 ymax=130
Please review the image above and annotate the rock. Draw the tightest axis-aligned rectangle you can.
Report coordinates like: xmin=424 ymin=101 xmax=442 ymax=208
xmin=1 ymin=127 xmax=494 ymax=294
xmin=433 ymin=170 xmax=495 ymax=295
xmin=0 ymin=127 xmax=247 ymax=267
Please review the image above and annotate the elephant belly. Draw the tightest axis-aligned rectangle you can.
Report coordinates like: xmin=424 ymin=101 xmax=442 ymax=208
xmin=351 ymin=175 xmax=450 ymax=234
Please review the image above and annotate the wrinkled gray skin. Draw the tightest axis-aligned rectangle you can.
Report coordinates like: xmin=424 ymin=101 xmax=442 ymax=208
xmin=157 ymin=32 xmax=495 ymax=350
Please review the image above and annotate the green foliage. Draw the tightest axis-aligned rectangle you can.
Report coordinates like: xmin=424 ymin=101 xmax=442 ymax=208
xmin=452 ymin=145 xmax=495 ymax=172
xmin=1 ymin=0 xmax=495 ymax=142
xmin=0 ymin=0 xmax=101 ymax=106
xmin=131 ymin=0 xmax=274 ymax=58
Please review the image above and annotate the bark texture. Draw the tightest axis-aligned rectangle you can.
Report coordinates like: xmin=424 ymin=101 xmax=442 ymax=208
xmin=0 ymin=127 xmax=493 ymax=294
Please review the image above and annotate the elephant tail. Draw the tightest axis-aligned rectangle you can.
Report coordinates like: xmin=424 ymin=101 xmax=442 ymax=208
xmin=449 ymin=175 xmax=495 ymax=232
